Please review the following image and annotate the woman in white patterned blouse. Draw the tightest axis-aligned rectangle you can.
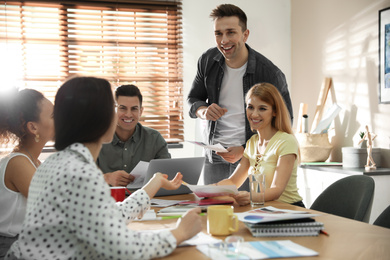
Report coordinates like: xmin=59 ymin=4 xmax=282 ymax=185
xmin=6 ymin=77 xmax=202 ymax=260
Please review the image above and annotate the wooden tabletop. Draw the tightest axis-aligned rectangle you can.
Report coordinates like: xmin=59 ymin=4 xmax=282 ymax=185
xmin=128 ymin=194 xmax=390 ymax=260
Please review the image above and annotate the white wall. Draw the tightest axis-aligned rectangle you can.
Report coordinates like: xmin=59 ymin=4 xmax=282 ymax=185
xmin=173 ymin=0 xmax=390 ymax=167
xmin=170 ymin=0 xmax=291 ymax=158
xmin=291 ymin=0 xmax=390 ymax=164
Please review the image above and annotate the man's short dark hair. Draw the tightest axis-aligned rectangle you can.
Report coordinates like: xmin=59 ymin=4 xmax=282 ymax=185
xmin=115 ymin=84 xmax=143 ymax=106
xmin=54 ymin=77 xmax=114 ymax=151
xmin=210 ymin=4 xmax=247 ymax=31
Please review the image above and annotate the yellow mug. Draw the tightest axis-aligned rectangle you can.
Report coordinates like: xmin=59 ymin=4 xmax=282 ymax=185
xmin=207 ymin=205 xmax=239 ymax=236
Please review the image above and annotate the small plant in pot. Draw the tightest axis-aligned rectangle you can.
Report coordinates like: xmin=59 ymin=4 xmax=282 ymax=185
xmin=358 ymin=131 xmax=367 ymax=148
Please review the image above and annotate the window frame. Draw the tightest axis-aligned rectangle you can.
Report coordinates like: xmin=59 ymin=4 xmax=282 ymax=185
xmin=0 ymin=0 xmax=184 ymax=145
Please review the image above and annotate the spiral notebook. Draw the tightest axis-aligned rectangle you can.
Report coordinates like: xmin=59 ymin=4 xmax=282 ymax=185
xmin=245 ymin=218 xmax=324 ymax=237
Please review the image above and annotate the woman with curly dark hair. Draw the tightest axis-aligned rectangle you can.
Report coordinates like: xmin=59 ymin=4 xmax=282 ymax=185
xmin=0 ymin=88 xmax=54 ymax=257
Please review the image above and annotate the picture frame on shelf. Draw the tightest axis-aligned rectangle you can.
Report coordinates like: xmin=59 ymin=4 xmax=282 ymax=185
xmin=379 ymin=7 xmax=390 ymax=104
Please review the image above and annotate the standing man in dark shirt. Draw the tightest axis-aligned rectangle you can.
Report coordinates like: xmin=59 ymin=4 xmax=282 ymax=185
xmin=187 ymin=4 xmax=293 ymax=191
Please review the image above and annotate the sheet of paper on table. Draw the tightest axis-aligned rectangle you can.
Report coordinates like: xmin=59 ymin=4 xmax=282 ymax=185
xmin=197 ymin=240 xmax=318 ymax=259
xmin=235 ymin=206 xmax=319 ymax=224
xmin=179 ymin=232 xmax=221 ymax=247
xmin=186 ymin=140 xmax=229 ymax=153
xmin=135 ymin=228 xmax=221 ymax=247
xmin=132 ymin=210 xmax=158 ymax=221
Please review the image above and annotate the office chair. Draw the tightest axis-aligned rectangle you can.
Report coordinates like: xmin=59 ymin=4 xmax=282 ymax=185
xmin=373 ymin=205 xmax=390 ymax=229
xmin=310 ymin=175 xmax=374 ymax=222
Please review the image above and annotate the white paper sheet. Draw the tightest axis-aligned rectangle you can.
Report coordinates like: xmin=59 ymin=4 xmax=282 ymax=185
xmin=127 ymin=161 xmax=149 ymax=189
xmin=129 ymin=210 xmax=157 ymax=221
xmin=184 ymin=183 xmax=238 ymax=197
xmin=186 ymin=140 xmax=229 ymax=153
xmin=179 ymin=232 xmax=221 ymax=247
xmin=235 ymin=206 xmax=319 ymax=224
xmin=197 ymin=240 xmax=318 ymax=259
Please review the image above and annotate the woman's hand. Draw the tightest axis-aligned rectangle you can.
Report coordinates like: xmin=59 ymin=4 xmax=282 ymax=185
xmin=231 ymin=191 xmax=250 ymax=206
xmin=142 ymin=172 xmax=183 ymax=198
xmin=171 ymin=207 xmax=202 ymax=244
xmin=157 ymin=172 xmax=183 ymax=190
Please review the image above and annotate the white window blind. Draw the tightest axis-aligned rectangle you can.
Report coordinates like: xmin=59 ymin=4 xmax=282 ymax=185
xmin=0 ymin=0 xmax=183 ymax=143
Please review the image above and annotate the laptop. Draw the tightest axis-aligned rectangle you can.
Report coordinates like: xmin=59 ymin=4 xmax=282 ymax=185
xmin=140 ymin=157 xmax=205 ymax=197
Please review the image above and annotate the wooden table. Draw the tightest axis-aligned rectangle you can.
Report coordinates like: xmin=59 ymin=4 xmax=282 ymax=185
xmin=128 ymin=194 xmax=390 ymax=260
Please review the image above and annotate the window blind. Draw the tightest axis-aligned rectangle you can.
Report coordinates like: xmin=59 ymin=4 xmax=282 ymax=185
xmin=0 ymin=0 xmax=183 ymax=143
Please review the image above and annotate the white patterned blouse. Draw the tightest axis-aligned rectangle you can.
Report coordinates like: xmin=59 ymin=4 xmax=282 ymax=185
xmin=6 ymin=143 xmax=176 ymax=260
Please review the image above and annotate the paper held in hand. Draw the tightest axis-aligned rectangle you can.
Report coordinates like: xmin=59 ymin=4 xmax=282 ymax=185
xmin=183 ymin=182 xmax=238 ymax=197
xmin=127 ymin=161 xmax=149 ymax=189
xmin=186 ymin=140 xmax=229 ymax=153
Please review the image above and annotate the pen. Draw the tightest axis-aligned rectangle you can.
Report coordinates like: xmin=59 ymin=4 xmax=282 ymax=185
xmin=160 ymin=213 xmax=206 ymax=220
xmin=182 ymin=181 xmax=189 ymax=186
xmin=320 ymin=230 xmax=329 ymax=236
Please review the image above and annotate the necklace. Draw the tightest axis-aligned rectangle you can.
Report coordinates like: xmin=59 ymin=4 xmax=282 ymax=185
xmin=23 ymin=147 xmax=39 ymax=168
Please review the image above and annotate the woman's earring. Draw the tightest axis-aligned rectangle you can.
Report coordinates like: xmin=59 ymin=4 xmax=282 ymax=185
xmin=35 ymin=134 xmax=40 ymax=143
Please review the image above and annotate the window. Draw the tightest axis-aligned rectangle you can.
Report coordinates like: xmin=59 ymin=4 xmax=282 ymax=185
xmin=0 ymin=0 xmax=183 ymax=143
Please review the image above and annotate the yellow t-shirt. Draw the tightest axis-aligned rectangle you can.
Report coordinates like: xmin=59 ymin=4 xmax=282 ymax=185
xmin=243 ymin=131 xmax=302 ymax=204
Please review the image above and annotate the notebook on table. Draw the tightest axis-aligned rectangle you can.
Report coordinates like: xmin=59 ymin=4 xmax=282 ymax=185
xmin=244 ymin=218 xmax=324 ymax=237
xmin=141 ymin=157 xmax=205 ymax=197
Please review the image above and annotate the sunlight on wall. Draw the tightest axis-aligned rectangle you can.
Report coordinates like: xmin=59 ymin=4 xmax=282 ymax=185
xmin=322 ymin=2 xmax=390 ymax=154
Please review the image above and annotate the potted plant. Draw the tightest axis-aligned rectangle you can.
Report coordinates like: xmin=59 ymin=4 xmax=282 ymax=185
xmin=358 ymin=131 xmax=367 ymax=148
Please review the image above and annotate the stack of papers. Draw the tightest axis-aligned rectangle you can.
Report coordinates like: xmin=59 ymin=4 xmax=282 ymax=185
xmin=179 ymin=198 xmax=233 ymax=206
xmin=150 ymin=199 xmax=188 ymax=207
xmin=157 ymin=205 xmax=206 ymax=217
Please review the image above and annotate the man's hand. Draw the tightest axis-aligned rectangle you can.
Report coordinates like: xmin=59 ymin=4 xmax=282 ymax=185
xmin=103 ymin=170 xmax=134 ymax=186
xmin=216 ymin=146 xmax=244 ymax=163
xmin=196 ymin=103 xmax=227 ymax=121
